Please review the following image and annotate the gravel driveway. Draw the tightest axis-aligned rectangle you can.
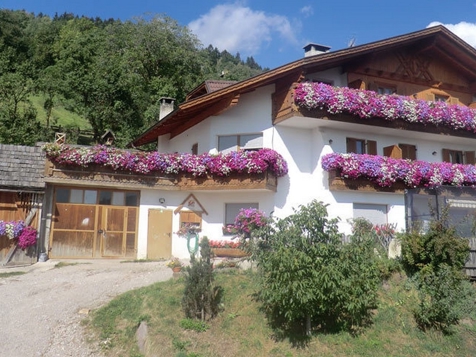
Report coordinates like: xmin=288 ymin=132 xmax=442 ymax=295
xmin=0 ymin=259 xmax=174 ymax=357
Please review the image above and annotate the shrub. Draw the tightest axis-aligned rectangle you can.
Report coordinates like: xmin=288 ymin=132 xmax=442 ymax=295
xmin=179 ymin=318 xmax=210 ymax=332
xmin=253 ymin=200 xmax=380 ymax=336
xmin=400 ymin=217 xmax=469 ymax=275
xmin=413 ymin=264 xmax=475 ymax=331
xmin=182 ymin=237 xmax=223 ymax=321
xmin=399 ymin=211 xmax=473 ymax=330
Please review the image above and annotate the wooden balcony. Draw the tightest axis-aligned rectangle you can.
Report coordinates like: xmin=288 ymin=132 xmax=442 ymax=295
xmin=328 ymin=170 xmax=406 ymax=194
xmin=44 ymin=160 xmax=278 ymax=192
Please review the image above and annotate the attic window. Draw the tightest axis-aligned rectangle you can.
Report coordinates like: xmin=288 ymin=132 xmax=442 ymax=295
xmin=434 ymin=94 xmax=449 ymax=102
xmin=377 ymin=86 xmax=396 ymax=95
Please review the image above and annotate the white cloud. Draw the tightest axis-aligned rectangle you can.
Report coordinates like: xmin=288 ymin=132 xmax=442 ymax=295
xmin=427 ymin=21 xmax=476 ymax=47
xmin=188 ymin=3 xmax=299 ymax=56
xmin=300 ymin=5 xmax=314 ymax=18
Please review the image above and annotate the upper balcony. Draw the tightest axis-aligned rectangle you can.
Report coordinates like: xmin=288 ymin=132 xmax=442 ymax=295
xmin=43 ymin=144 xmax=287 ymax=192
xmin=275 ymin=82 xmax=476 ymax=141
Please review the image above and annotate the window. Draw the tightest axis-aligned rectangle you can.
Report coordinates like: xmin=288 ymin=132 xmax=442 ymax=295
xmin=218 ymin=134 xmax=263 ymax=153
xmin=442 ymin=149 xmax=475 ymax=164
xmin=179 ymin=211 xmax=202 ymax=230
xmin=54 ymin=188 xmax=139 ymax=206
xmin=346 ymin=138 xmax=377 ymax=155
xmin=383 ymin=144 xmax=416 ymax=160
xmin=353 ymin=203 xmax=387 ymax=226
xmin=434 ymin=94 xmax=449 ymax=103
xmin=377 ymin=86 xmax=396 ymax=95
xmin=225 ymin=203 xmax=259 ymax=226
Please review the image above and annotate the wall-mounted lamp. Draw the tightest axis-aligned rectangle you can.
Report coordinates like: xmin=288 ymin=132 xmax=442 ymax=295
xmin=159 ymin=197 xmax=166 ymax=204
xmin=328 ymin=139 xmax=333 ymax=145
xmin=432 ymin=151 xmax=437 ymax=156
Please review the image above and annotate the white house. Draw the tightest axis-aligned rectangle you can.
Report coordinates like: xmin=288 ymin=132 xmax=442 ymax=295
xmin=42 ymin=25 xmax=476 ymax=259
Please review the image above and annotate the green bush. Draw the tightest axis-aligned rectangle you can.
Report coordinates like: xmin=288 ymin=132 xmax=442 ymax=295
xmin=400 ymin=216 xmax=469 ymax=275
xmin=399 ymin=212 xmax=473 ymax=331
xmin=253 ymin=200 xmax=380 ymax=335
xmin=413 ymin=264 xmax=475 ymax=331
xmin=179 ymin=318 xmax=210 ymax=332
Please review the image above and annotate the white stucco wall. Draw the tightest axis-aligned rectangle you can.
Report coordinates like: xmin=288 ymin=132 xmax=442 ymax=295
xmin=137 ymin=189 xmax=274 ymax=259
xmin=139 ymin=67 xmax=476 ymax=258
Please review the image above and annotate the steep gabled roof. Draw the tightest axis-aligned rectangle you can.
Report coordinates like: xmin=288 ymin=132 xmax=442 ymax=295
xmin=0 ymin=144 xmax=45 ymax=191
xmin=130 ymin=26 xmax=476 ymax=147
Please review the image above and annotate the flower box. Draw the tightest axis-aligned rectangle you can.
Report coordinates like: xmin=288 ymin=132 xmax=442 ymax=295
xmin=45 ymin=160 xmax=278 ymax=192
xmin=328 ymin=170 xmax=406 ymax=193
xmin=211 ymin=248 xmax=250 ymax=258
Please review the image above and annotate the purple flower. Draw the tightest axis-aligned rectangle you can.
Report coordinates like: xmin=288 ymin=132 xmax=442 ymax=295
xmin=295 ymin=82 xmax=476 ymax=134
xmin=43 ymin=144 xmax=289 ymax=178
xmin=322 ymin=153 xmax=476 ymax=188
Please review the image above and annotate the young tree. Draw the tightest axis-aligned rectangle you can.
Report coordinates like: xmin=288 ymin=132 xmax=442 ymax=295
xmin=182 ymin=237 xmax=223 ymax=321
xmin=253 ymin=200 xmax=380 ymax=336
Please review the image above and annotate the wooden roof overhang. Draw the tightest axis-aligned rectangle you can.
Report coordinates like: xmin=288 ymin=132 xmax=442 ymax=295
xmin=130 ymin=26 xmax=476 ymax=147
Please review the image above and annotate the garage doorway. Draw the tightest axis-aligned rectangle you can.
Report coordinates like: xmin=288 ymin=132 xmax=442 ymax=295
xmin=49 ymin=187 xmax=139 ymax=259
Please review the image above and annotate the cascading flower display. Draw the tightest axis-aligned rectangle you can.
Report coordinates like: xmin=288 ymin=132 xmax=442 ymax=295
xmin=43 ymin=144 xmax=288 ymax=178
xmin=294 ymin=82 xmax=476 ymax=134
xmin=234 ymin=208 xmax=268 ymax=234
xmin=322 ymin=152 xmax=476 ymax=188
xmin=0 ymin=220 xmax=37 ymax=249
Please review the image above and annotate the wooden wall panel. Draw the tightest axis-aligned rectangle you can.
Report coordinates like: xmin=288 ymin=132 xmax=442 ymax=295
xmin=53 ymin=204 xmax=96 ymax=230
xmin=50 ymin=231 xmax=94 ymax=258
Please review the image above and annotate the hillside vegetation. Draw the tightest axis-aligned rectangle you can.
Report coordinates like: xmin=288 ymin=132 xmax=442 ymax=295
xmin=0 ymin=9 xmax=267 ymax=147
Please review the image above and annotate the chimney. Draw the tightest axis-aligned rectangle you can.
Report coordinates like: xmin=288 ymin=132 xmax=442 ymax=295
xmin=159 ymin=97 xmax=175 ymax=120
xmin=303 ymin=43 xmax=331 ymax=57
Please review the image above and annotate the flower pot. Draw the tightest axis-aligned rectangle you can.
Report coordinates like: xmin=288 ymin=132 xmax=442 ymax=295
xmin=211 ymin=248 xmax=249 ymax=258
xmin=172 ymin=267 xmax=182 ymax=273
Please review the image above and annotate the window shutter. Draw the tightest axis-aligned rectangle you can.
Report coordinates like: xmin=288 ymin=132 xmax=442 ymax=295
xmin=442 ymin=149 xmax=450 ymax=162
xmin=426 ymin=93 xmax=436 ymax=102
xmin=367 ymin=140 xmax=377 ymax=155
xmin=465 ymin=151 xmax=475 ymax=165
xmin=399 ymin=144 xmax=417 ymax=160
xmin=450 ymin=97 xmax=459 ymax=105
xmin=383 ymin=145 xmax=402 ymax=159
xmin=346 ymin=138 xmax=357 ymax=153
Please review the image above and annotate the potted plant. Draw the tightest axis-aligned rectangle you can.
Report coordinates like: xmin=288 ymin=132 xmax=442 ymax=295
xmin=166 ymin=257 xmax=183 ymax=272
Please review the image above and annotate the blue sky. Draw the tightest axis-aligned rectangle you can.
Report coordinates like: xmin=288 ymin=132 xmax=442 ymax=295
xmin=3 ymin=0 xmax=476 ymax=69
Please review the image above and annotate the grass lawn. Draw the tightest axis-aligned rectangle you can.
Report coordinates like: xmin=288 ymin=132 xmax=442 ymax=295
xmin=86 ymin=269 xmax=476 ymax=357
xmin=30 ymin=94 xmax=91 ymax=130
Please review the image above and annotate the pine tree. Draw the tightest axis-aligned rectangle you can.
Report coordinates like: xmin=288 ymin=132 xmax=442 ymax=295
xmin=182 ymin=237 xmax=223 ymax=320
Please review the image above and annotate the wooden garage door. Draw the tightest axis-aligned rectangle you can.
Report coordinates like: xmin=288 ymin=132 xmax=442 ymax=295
xmin=49 ymin=187 xmax=138 ymax=259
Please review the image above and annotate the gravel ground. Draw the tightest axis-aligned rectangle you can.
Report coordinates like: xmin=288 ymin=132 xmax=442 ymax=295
xmin=0 ymin=259 xmax=175 ymax=357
